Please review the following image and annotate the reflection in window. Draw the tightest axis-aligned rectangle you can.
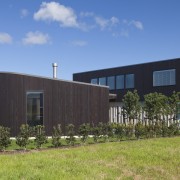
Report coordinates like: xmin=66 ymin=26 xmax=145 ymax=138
xmin=153 ymin=69 xmax=176 ymax=86
xmin=126 ymin=74 xmax=134 ymax=89
xmin=99 ymin=77 xmax=106 ymax=86
xmin=91 ymin=78 xmax=98 ymax=84
xmin=27 ymin=92 xmax=43 ymax=126
xmin=116 ymin=75 xmax=124 ymax=89
xmin=107 ymin=76 xmax=115 ymax=90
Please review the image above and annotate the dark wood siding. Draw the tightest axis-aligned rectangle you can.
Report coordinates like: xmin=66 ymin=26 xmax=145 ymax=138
xmin=73 ymin=58 xmax=180 ymax=101
xmin=0 ymin=73 xmax=109 ymax=136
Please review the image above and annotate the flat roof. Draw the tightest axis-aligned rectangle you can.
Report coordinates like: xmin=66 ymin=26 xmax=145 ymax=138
xmin=0 ymin=71 xmax=109 ymax=89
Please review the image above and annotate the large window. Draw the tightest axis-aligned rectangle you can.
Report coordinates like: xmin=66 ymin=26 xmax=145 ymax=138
xmin=91 ymin=78 xmax=98 ymax=84
xmin=153 ymin=69 xmax=176 ymax=86
xmin=125 ymin=74 xmax=134 ymax=89
xmin=107 ymin=76 xmax=115 ymax=90
xmin=27 ymin=92 xmax=43 ymax=126
xmin=116 ymin=75 xmax=124 ymax=89
xmin=99 ymin=77 xmax=106 ymax=86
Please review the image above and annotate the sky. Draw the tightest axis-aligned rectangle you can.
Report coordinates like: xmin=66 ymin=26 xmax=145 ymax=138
xmin=0 ymin=0 xmax=180 ymax=80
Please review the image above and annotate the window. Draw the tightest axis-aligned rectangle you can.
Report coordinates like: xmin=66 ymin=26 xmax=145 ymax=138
xmin=153 ymin=69 xmax=176 ymax=86
xmin=107 ymin=76 xmax=115 ymax=90
xmin=126 ymin=74 xmax=134 ymax=89
xmin=27 ymin=92 xmax=43 ymax=126
xmin=91 ymin=78 xmax=98 ymax=84
xmin=116 ymin=75 xmax=124 ymax=89
xmin=99 ymin=77 xmax=106 ymax=86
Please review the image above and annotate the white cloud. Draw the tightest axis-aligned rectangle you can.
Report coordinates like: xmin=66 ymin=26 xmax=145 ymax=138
xmin=110 ymin=17 xmax=119 ymax=25
xmin=22 ymin=31 xmax=50 ymax=45
xmin=34 ymin=2 xmax=78 ymax=28
xmin=80 ymin=12 xmax=94 ymax=17
xmin=71 ymin=40 xmax=87 ymax=47
xmin=95 ymin=16 xmax=109 ymax=30
xmin=21 ymin=9 xmax=29 ymax=18
xmin=0 ymin=32 xmax=12 ymax=44
xmin=95 ymin=16 xmax=119 ymax=30
xmin=130 ymin=20 xmax=144 ymax=30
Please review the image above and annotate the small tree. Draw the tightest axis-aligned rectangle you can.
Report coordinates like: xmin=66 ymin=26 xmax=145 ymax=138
xmin=0 ymin=126 xmax=11 ymax=151
xmin=66 ymin=124 xmax=76 ymax=146
xmin=122 ymin=90 xmax=141 ymax=124
xmin=78 ymin=123 xmax=90 ymax=144
xmin=16 ymin=124 xmax=31 ymax=150
xmin=34 ymin=125 xmax=47 ymax=148
xmin=52 ymin=124 xmax=62 ymax=147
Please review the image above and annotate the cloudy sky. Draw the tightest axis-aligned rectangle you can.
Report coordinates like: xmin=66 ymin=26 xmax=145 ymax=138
xmin=0 ymin=0 xmax=180 ymax=80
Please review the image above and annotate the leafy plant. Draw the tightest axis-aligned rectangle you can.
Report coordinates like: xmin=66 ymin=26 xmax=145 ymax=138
xmin=66 ymin=124 xmax=76 ymax=146
xmin=114 ymin=123 xmax=125 ymax=141
xmin=52 ymin=124 xmax=62 ymax=147
xmin=16 ymin=124 xmax=31 ymax=150
xmin=0 ymin=126 xmax=11 ymax=151
xmin=78 ymin=123 xmax=90 ymax=144
xmin=135 ymin=122 xmax=145 ymax=139
xmin=34 ymin=125 xmax=47 ymax=148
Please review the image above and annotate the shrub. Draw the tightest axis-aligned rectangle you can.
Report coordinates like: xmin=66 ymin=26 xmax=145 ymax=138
xmin=125 ymin=123 xmax=134 ymax=139
xmin=16 ymin=124 xmax=31 ymax=150
xmin=135 ymin=122 xmax=145 ymax=139
xmin=34 ymin=125 xmax=47 ymax=148
xmin=66 ymin=124 xmax=76 ymax=146
xmin=154 ymin=122 xmax=162 ymax=138
xmin=0 ymin=126 xmax=11 ymax=151
xmin=91 ymin=125 xmax=99 ymax=143
xmin=106 ymin=123 xmax=114 ymax=141
xmin=52 ymin=124 xmax=62 ymax=147
xmin=162 ymin=122 xmax=169 ymax=137
xmin=145 ymin=124 xmax=154 ymax=138
xmin=114 ymin=123 xmax=125 ymax=141
xmin=78 ymin=123 xmax=90 ymax=144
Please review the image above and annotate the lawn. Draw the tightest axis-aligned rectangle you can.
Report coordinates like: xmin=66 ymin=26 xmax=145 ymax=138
xmin=0 ymin=137 xmax=179 ymax=180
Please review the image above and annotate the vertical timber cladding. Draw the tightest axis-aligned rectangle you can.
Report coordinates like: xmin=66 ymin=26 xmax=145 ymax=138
xmin=0 ymin=73 xmax=109 ymax=136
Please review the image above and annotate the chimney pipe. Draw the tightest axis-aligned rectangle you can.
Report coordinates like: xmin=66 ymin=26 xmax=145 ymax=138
xmin=52 ymin=63 xmax=58 ymax=78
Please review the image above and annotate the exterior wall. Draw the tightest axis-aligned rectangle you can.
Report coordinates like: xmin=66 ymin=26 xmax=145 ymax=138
xmin=73 ymin=58 xmax=180 ymax=101
xmin=0 ymin=73 xmax=109 ymax=136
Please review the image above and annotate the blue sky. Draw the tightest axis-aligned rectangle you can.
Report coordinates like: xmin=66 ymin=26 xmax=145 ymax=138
xmin=0 ymin=0 xmax=180 ymax=80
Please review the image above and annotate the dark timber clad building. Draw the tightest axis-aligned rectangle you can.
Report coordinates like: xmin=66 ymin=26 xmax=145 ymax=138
xmin=73 ymin=58 xmax=180 ymax=123
xmin=73 ymin=58 xmax=180 ymax=101
xmin=0 ymin=72 xmax=109 ymax=136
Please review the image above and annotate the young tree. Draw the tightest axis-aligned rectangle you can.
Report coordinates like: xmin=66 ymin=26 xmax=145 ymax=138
xmin=66 ymin=124 xmax=76 ymax=146
xmin=0 ymin=126 xmax=11 ymax=151
xmin=16 ymin=124 xmax=31 ymax=150
xmin=78 ymin=123 xmax=90 ymax=144
xmin=144 ymin=92 xmax=167 ymax=124
xmin=52 ymin=124 xmax=62 ymax=147
xmin=122 ymin=90 xmax=141 ymax=124
xmin=167 ymin=91 xmax=180 ymax=121
xmin=34 ymin=125 xmax=47 ymax=149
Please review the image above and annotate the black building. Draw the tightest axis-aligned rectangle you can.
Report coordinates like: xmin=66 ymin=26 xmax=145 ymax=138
xmin=0 ymin=72 xmax=109 ymax=136
xmin=73 ymin=58 xmax=180 ymax=101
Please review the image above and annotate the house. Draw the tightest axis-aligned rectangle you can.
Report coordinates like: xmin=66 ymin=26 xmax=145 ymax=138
xmin=73 ymin=58 xmax=180 ymax=123
xmin=0 ymin=72 xmax=109 ymax=136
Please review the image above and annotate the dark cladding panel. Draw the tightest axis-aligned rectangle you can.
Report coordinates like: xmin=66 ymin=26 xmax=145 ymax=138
xmin=0 ymin=73 xmax=109 ymax=136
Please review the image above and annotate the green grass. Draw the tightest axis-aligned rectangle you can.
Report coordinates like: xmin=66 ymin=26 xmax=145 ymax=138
xmin=0 ymin=137 xmax=180 ymax=180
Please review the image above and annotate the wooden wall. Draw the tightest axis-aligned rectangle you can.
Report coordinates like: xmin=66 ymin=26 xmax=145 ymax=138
xmin=0 ymin=73 xmax=109 ymax=136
